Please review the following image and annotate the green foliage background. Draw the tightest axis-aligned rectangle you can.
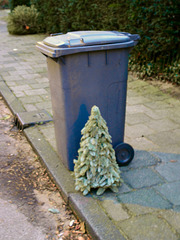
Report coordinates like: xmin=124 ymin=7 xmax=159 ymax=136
xmin=7 ymin=0 xmax=177 ymax=83
xmin=127 ymin=0 xmax=180 ymax=84
xmin=30 ymin=0 xmax=179 ymax=84
xmin=9 ymin=0 xmax=30 ymax=11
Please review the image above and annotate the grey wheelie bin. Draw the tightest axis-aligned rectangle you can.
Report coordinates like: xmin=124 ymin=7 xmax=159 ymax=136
xmin=36 ymin=31 xmax=140 ymax=171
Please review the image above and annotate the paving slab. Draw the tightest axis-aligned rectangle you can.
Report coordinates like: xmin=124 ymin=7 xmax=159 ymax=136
xmin=123 ymin=203 xmax=156 ymax=216
xmin=158 ymin=209 xmax=180 ymax=234
xmin=118 ymin=214 xmax=178 ymax=240
xmin=126 ymin=112 xmax=153 ymax=125
xmin=101 ymin=200 xmax=130 ymax=221
xmin=117 ymin=188 xmax=172 ymax=210
xmin=155 ymin=162 xmax=180 ymax=182
xmin=121 ymin=150 xmax=160 ymax=170
xmin=174 ymin=206 xmax=180 ymax=212
xmin=147 ymin=131 xmax=180 ymax=148
xmin=154 ymin=182 xmax=180 ymax=206
xmin=121 ymin=168 xmax=165 ymax=189
xmin=151 ymin=152 xmax=180 ymax=163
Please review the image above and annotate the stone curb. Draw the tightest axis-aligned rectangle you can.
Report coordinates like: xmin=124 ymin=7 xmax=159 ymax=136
xmin=0 ymin=80 xmax=25 ymax=115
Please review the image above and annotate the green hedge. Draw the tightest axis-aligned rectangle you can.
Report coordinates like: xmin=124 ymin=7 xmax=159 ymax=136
xmin=31 ymin=0 xmax=180 ymax=84
xmin=127 ymin=0 xmax=180 ymax=84
xmin=9 ymin=0 xmax=30 ymax=11
xmin=31 ymin=0 xmax=129 ymax=33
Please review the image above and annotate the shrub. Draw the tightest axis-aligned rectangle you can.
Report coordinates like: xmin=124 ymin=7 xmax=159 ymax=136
xmin=9 ymin=0 xmax=30 ymax=11
xmin=7 ymin=5 xmax=40 ymax=34
xmin=0 ymin=0 xmax=9 ymax=9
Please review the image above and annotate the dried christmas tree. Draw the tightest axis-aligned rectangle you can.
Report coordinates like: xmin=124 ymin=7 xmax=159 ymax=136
xmin=73 ymin=105 xmax=123 ymax=196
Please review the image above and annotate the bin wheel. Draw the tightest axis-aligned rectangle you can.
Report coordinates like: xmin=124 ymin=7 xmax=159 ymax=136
xmin=115 ymin=143 xmax=134 ymax=166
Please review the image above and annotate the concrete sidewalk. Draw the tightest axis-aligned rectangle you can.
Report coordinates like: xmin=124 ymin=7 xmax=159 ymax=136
xmin=0 ymin=10 xmax=180 ymax=239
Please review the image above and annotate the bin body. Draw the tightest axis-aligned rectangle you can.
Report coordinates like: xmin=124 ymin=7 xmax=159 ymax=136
xmin=37 ymin=31 xmax=139 ymax=171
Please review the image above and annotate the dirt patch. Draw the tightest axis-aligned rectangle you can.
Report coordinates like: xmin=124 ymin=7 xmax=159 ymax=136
xmin=147 ymin=79 xmax=180 ymax=99
xmin=130 ymin=72 xmax=180 ymax=99
xmin=0 ymin=95 xmax=91 ymax=240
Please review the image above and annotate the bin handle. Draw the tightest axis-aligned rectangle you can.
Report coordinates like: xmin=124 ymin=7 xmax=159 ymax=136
xmin=119 ymin=32 xmax=139 ymax=40
xmin=120 ymin=32 xmax=140 ymax=45
xmin=50 ymin=33 xmax=63 ymax=36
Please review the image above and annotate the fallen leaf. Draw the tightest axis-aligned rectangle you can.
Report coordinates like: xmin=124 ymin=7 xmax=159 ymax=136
xmin=48 ymin=208 xmax=60 ymax=214
xmin=1 ymin=115 xmax=11 ymax=120
xmin=38 ymin=201 xmax=44 ymax=206
xmin=72 ymin=230 xmax=82 ymax=234
xmin=80 ymin=222 xmax=86 ymax=233
xmin=63 ymin=231 xmax=70 ymax=237
xmin=69 ymin=220 xmax=74 ymax=227
xmin=58 ymin=232 xmax=64 ymax=238
xmin=78 ymin=237 xmax=85 ymax=240
xmin=75 ymin=224 xmax=81 ymax=230
xmin=170 ymin=160 xmax=177 ymax=163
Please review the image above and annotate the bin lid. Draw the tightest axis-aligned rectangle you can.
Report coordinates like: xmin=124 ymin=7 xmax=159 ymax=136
xmin=43 ymin=31 xmax=131 ymax=48
xmin=37 ymin=31 xmax=139 ymax=57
